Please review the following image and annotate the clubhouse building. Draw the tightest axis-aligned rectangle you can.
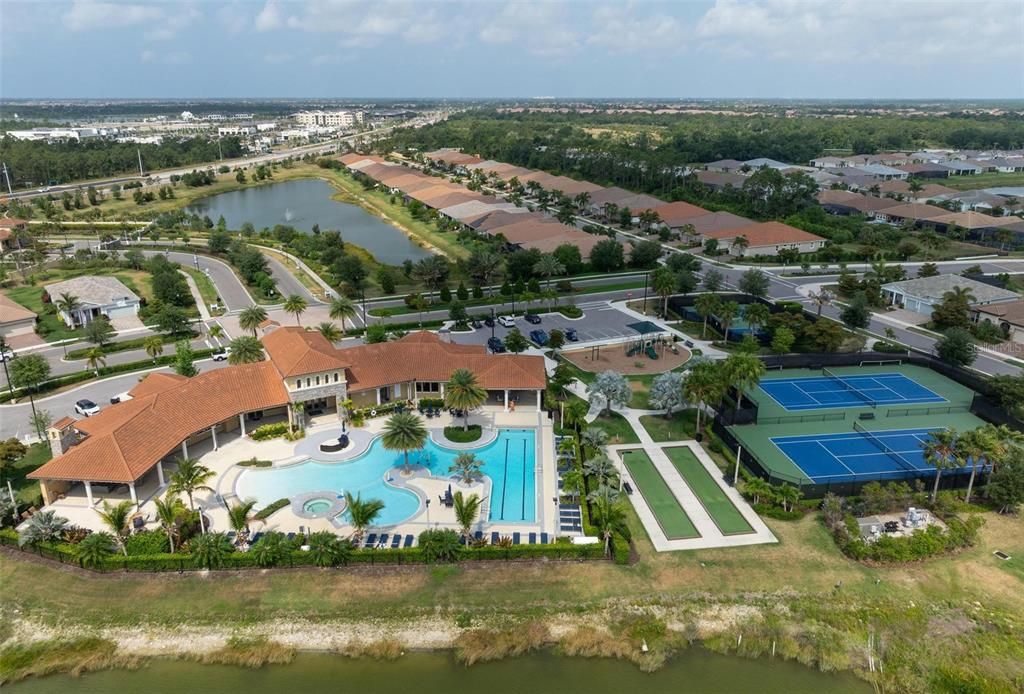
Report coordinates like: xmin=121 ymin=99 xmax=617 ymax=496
xmin=29 ymin=328 xmax=546 ymax=507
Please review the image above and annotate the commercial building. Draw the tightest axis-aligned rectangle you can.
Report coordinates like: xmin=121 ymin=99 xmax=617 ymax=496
xmin=294 ymin=110 xmax=365 ymax=128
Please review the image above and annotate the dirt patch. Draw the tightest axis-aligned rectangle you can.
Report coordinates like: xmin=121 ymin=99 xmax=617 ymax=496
xmin=563 ymin=343 xmax=690 ymax=375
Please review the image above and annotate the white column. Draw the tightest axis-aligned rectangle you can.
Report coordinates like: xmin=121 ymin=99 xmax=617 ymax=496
xmin=211 ymin=425 xmax=218 ymax=450
xmin=157 ymin=461 xmax=165 ymax=487
xmin=376 ymin=389 xmax=382 ymax=405
xmin=129 ymin=483 xmax=138 ymax=506
xmin=239 ymin=413 xmax=247 ymax=436
xmin=84 ymin=480 xmax=94 ymax=506
xmin=181 ymin=440 xmax=188 ymax=459
xmin=504 ymin=389 xmax=509 ymax=411
xmin=536 ymin=390 xmax=541 ymax=410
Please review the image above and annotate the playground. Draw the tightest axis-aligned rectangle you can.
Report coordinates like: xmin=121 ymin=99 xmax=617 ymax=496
xmin=561 ymin=321 xmax=690 ymax=375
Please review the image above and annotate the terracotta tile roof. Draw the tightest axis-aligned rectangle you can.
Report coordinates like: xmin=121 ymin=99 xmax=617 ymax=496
xmin=682 ymin=211 xmax=753 ymax=235
xmin=876 ymin=202 xmax=949 ymax=221
xmin=704 ymin=221 xmax=825 ymax=247
xmin=490 ymin=219 xmax=574 ymax=243
xmin=925 ymin=211 xmax=1006 ymax=229
xmin=52 ymin=416 xmax=76 ymax=430
xmin=518 ymin=232 xmax=602 ymax=259
xmin=29 ymin=362 xmax=290 ymax=483
xmin=0 ymin=219 xmax=27 ymax=228
xmin=341 ymin=331 xmax=546 ymax=393
xmin=263 ymin=326 xmax=350 ymax=378
xmin=0 ymin=292 xmax=37 ymax=324
xmin=974 ymin=299 xmax=1024 ymax=326
xmin=650 ymin=201 xmax=712 ymax=226
xmin=128 ymin=372 xmax=188 ymax=398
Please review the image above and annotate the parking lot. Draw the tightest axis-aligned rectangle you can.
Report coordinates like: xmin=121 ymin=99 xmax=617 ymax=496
xmin=446 ymin=301 xmax=647 ymax=351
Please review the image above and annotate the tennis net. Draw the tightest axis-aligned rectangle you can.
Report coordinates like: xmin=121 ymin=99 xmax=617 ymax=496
xmin=822 ymin=367 xmax=875 ymax=408
xmin=853 ymin=421 xmax=918 ymax=472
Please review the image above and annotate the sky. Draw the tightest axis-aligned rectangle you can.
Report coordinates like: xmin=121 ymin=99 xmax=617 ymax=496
xmin=2 ymin=0 xmax=1023 ymax=99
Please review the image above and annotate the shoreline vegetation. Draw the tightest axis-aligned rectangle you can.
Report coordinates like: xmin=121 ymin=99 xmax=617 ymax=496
xmin=2 ymin=507 xmax=1022 ymax=691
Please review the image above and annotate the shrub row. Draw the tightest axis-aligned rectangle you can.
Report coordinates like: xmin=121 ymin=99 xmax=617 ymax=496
xmin=0 ymin=349 xmax=216 ymax=404
xmin=249 ymin=422 xmax=290 ymax=441
xmin=65 ymin=331 xmax=199 ymax=360
xmin=0 ymin=529 xmax=607 ymax=572
xmin=253 ymin=498 xmax=290 ymax=520
xmin=351 ymin=400 xmax=412 ymax=419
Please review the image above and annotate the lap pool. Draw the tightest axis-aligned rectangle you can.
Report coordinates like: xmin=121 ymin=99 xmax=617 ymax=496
xmin=234 ymin=429 xmax=537 ymax=527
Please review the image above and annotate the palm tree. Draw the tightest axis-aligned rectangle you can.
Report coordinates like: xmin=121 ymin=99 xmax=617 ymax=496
xmin=168 ymin=458 xmax=215 ymax=510
xmin=316 ymin=321 xmax=343 ymax=343
xmin=412 ymin=256 xmax=449 ymax=302
xmin=444 ymin=368 xmax=487 ymax=431
xmin=307 ymin=530 xmax=350 ymax=567
xmin=718 ymin=301 xmax=740 ymax=342
xmin=943 ymin=286 xmax=976 ymax=307
xmin=956 ymin=427 xmax=993 ymax=505
xmin=227 ymin=499 xmax=258 ymax=545
xmin=344 ymin=491 xmax=384 ymax=546
xmin=381 ymin=411 xmax=428 ymax=473
xmin=580 ymin=428 xmax=608 ymax=458
xmin=651 ymin=266 xmax=677 ymax=317
xmin=693 ymin=294 xmax=721 ymax=339
xmin=683 ymin=361 xmax=726 ymax=436
xmin=808 ymin=289 xmax=833 ymax=317
xmin=449 ymin=452 xmax=483 ymax=485
xmin=75 ymin=532 xmax=114 ymax=568
xmin=731 ymin=235 xmax=750 ymax=256
xmin=54 ymin=292 xmax=82 ymax=327
xmin=743 ymin=302 xmax=770 ymax=336
xmin=533 ymin=254 xmax=566 ymax=290
xmin=94 ymin=500 xmax=134 ymax=556
xmin=190 ymin=532 xmax=233 ymax=569
xmin=238 ymin=305 xmax=268 ymax=336
xmin=744 ymin=478 xmax=775 ymax=505
xmin=227 ymin=335 xmax=264 ymax=364
xmin=591 ymin=496 xmax=631 ymax=558
xmin=153 ymin=492 xmax=187 ymax=553
xmin=467 ymin=250 xmax=504 ymax=295
xmin=573 ymin=191 xmax=591 ymax=212
xmin=453 ymin=491 xmax=482 ymax=544
xmin=283 ymin=294 xmax=308 ymax=325
xmin=583 ymin=453 xmax=617 ymax=487
xmin=776 ymin=484 xmax=802 ymax=512
xmin=144 ymin=335 xmax=164 ymax=362
xmin=923 ymin=429 xmax=960 ymax=503
xmin=722 ymin=352 xmax=766 ymax=412
xmin=84 ymin=347 xmax=107 ymax=375
xmin=208 ymin=324 xmax=225 ymax=341
xmin=328 ymin=296 xmax=358 ymax=334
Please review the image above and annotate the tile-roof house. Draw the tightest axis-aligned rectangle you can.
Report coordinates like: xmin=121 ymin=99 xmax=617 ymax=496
xmin=817 ymin=189 xmax=900 ymax=217
xmin=0 ymin=292 xmax=37 ymax=339
xmin=973 ymin=299 xmax=1024 ymax=344
xmin=704 ymin=159 xmax=745 ymax=172
xmin=881 ymin=275 xmax=1019 ymax=316
xmin=43 ymin=275 xmax=141 ymax=328
xmin=701 ymin=221 xmax=826 ymax=257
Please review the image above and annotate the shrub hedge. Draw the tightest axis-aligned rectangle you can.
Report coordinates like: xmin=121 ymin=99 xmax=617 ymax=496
xmin=65 ymin=331 xmax=199 ymax=360
xmin=253 ymin=498 xmax=290 ymax=521
xmin=0 ymin=528 xmax=608 ymax=572
xmin=249 ymin=423 xmax=290 ymax=441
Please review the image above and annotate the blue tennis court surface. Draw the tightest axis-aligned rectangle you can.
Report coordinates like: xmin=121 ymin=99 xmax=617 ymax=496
xmin=759 ymin=372 xmax=946 ymax=412
xmin=771 ymin=427 xmax=970 ymax=483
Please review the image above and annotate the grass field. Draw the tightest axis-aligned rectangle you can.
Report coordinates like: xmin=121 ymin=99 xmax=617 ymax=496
xmin=639 ymin=410 xmax=698 ymax=442
xmin=663 ymin=446 xmax=752 ymax=535
xmin=938 ymin=171 xmax=1024 ymax=191
xmin=587 ymin=412 xmax=640 ymax=444
xmin=620 ymin=449 xmax=699 ymax=540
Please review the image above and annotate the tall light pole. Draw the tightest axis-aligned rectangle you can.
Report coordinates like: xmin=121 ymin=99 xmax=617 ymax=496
xmin=641 ymin=271 xmax=650 ymax=315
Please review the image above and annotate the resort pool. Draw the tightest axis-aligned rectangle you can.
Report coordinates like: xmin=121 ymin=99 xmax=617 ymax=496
xmin=235 ymin=429 xmax=537 ymax=527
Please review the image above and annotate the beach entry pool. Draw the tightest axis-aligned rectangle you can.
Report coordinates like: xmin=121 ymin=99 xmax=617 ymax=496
xmin=235 ymin=429 xmax=537 ymax=526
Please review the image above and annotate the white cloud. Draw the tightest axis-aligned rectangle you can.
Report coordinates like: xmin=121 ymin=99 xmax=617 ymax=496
xmin=479 ymin=3 xmax=579 ymax=57
xmin=63 ymin=1 xmax=163 ymax=31
xmin=145 ymin=5 xmax=201 ymax=41
xmin=587 ymin=5 xmax=685 ymax=54
xmin=695 ymin=0 xmax=1024 ymax=64
xmin=255 ymin=0 xmax=284 ymax=31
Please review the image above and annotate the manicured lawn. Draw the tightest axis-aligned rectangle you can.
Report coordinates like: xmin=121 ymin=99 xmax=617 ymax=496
xmin=620 ymin=449 xmax=699 ymax=540
xmin=587 ymin=412 xmax=639 ymax=444
xmin=5 ymin=443 xmax=52 ymax=507
xmin=639 ymin=410 xmax=698 ymax=442
xmin=938 ymin=171 xmax=1024 ymax=191
xmin=663 ymin=446 xmax=752 ymax=535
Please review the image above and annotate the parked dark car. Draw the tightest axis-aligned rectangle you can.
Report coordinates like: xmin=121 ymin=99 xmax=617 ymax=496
xmin=484 ymin=316 xmax=495 ymax=327
xmin=524 ymin=313 xmax=542 ymax=324
xmin=529 ymin=329 xmax=549 ymax=346
xmin=565 ymin=328 xmax=579 ymax=342
xmin=471 ymin=318 xmax=483 ymax=328
xmin=487 ymin=336 xmax=506 ymax=353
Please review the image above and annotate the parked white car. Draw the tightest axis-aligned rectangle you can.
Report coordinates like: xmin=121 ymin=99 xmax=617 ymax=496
xmin=75 ymin=399 xmax=101 ymax=417
xmin=498 ymin=315 xmax=516 ymax=328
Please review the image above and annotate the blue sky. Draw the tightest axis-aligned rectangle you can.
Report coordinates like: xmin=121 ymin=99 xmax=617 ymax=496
xmin=2 ymin=0 xmax=1022 ymax=99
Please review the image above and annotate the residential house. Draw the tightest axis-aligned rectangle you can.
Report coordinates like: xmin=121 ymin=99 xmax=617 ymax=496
xmin=648 ymin=201 xmax=711 ymax=231
xmin=0 ymin=219 xmax=28 ymax=251
xmin=817 ymin=189 xmax=900 ymax=217
xmin=939 ymin=161 xmax=983 ymax=176
xmin=700 ymin=221 xmax=826 ymax=257
xmin=972 ymin=300 xmax=1024 ymax=344
xmin=874 ymin=202 xmax=949 ymax=226
xmin=850 ymin=164 xmax=911 ymax=181
xmin=896 ymin=163 xmax=951 ymax=179
xmin=881 ymin=275 xmax=1018 ymax=315
xmin=704 ymin=159 xmax=745 ymax=173
xmin=694 ymin=170 xmax=747 ymax=191
xmin=43 ymin=276 xmax=141 ymax=328
xmin=0 ymin=293 xmax=37 ymax=340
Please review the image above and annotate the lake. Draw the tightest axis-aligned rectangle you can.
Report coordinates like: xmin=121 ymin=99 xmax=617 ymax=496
xmin=9 ymin=650 xmax=871 ymax=693
xmin=187 ymin=178 xmax=434 ymax=265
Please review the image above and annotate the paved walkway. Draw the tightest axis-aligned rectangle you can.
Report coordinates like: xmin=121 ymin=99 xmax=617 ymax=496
xmin=605 ymin=409 xmax=776 ymax=552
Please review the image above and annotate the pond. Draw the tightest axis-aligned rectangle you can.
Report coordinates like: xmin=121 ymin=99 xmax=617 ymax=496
xmin=186 ymin=178 xmax=434 ymax=265
xmin=9 ymin=649 xmax=872 ymax=693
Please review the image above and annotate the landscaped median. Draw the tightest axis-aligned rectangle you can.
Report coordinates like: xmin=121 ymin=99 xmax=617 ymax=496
xmin=0 ymin=528 xmax=608 ymax=572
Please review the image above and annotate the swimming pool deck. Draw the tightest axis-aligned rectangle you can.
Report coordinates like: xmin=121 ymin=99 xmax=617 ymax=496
xmin=43 ymin=407 xmax=559 ymax=543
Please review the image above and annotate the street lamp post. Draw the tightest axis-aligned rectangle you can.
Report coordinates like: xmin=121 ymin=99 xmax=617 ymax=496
xmin=490 ymin=308 xmax=496 ymax=340
xmin=642 ymin=271 xmax=650 ymax=315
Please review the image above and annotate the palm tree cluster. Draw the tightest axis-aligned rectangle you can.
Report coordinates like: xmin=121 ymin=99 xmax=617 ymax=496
xmin=923 ymin=423 xmax=1023 ymax=504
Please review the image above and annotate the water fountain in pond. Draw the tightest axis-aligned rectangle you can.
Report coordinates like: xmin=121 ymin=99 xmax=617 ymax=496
xmin=284 ymin=207 xmax=294 ymax=222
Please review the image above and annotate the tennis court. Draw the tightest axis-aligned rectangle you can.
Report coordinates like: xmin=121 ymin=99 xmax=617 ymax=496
xmin=759 ymin=371 xmax=946 ymax=412
xmin=621 ymin=450 xmax=700 ymax=540
xmin=770 ymin=425 xmax=971 ymax=484
xmin=664 ymin=446 xmax=753 ymax=535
